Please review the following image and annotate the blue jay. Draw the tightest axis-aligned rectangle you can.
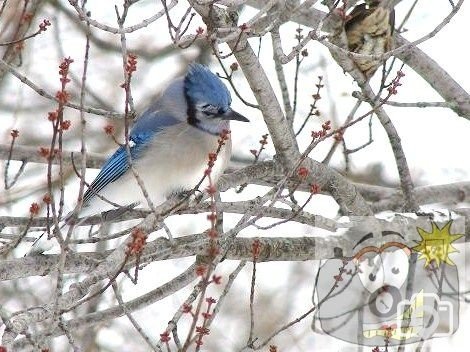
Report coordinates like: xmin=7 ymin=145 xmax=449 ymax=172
xmin=26 ymin=63 xmax=247 ymax=254
xmin=79 ymin=63 xmax=249 ymax=218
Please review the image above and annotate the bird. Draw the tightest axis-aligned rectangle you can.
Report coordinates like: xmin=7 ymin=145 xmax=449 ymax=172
xmin=26 ymin=63 xmax=248 ymax=255
xmin=77 ymin=63 xmax=249 ymax=219
xmin=345 ymin=0 xmax=395 ymax=78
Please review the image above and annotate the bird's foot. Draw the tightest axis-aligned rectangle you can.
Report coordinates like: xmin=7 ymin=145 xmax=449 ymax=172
xmin=170 ymin=189 xmax=204 ymax=208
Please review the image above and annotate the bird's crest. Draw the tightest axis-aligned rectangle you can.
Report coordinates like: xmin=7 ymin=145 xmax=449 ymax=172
xmin=184 ymin=63 xmax=232 ymax=111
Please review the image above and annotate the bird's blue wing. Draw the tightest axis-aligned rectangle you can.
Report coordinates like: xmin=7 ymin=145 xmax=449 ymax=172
xmin=83 ymin=112 xmax=181 ymax=205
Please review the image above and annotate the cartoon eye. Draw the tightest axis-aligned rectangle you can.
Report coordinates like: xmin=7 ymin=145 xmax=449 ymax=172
xmin=356 ymin=254 xmax=384 ymax=294
xmin=382 ymin=249 xmax=409 ymax=289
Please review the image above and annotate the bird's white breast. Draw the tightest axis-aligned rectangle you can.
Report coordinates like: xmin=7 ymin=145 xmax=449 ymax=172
xmin=80 ymin=123 xmax=231 ymax=217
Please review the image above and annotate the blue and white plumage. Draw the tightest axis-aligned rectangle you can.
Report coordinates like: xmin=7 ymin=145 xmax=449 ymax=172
xmin=79 ymin=63 xmax=248 ymax=217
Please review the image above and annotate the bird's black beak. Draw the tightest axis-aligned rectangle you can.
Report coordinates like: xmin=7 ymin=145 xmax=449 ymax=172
xmin=222 ymin=109 xmax=249 ymax=122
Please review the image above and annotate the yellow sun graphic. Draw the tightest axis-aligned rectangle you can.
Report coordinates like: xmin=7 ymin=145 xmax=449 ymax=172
xmin=413 ymin=221 xmax=463 ymax=267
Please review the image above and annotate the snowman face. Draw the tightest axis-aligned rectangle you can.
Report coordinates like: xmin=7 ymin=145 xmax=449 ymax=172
xmin=355 ymin=246 xmax=410 ymax=294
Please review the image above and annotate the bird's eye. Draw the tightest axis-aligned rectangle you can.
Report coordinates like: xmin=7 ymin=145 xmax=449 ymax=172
xmin=201 ymin=104 xmax=219 ymax=116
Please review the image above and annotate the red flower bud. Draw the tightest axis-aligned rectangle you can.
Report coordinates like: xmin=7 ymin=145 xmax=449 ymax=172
xmin=30 ymin=202 xmax=40 ymax=216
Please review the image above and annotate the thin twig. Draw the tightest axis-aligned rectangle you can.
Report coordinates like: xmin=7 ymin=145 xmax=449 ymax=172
xmin=112 ymin=282 xmax=162 ymax=352
xmin=3 ymin=131 xmax=27 ymax=190
xmin=247 ymin=240 xmax=260 ymax=347
xmin=0 ymin=58 xmax=122 ymax=118
xmin=67 ymin=0 xmax=177 ymax=35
